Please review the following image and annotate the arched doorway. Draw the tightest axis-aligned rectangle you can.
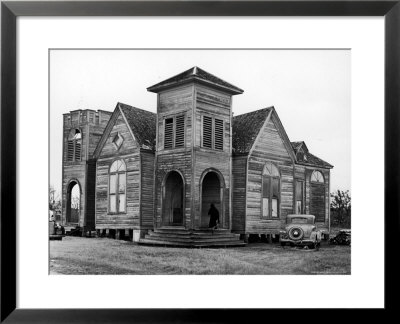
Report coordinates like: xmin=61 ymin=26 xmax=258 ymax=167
xmin=66 ymin=181 xmax=80 ymax=224
xmin=162 ymin=171 xmax=184 ymax=226
xmin=200 ymin=170 xmax=224 ymax=228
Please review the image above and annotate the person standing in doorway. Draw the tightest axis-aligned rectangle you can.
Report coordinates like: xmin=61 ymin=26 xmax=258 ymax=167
xmin=208 ymin=203 xmax=220 ymax=230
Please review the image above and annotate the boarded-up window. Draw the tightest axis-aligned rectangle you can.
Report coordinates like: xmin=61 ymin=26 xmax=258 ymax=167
xmin=214 ymin=119 xmax=224 ymax=150
xmin=67 ymin=129 xmax=82 ymax=162
xmin=109 ymin=159 xmax=126 ymax=213
xmin=164 ymin=118 xmax=173 ymax=149
xmin=296 ymin=180 xmax=304 ymax=214
xmin=202 ymin=116 xmax=224 ymax=150
xmin=164 ymin=115 xmax=185 ymax=149
xmin=310 ymin=170 xmax=325 ymax=222
xmin=262 ymin=162 xmax=280 ymax=218
xmin=202 ymin=116 xmax=212 ymax=148
xmin=175 ymin=115 xmax=185 ymax=147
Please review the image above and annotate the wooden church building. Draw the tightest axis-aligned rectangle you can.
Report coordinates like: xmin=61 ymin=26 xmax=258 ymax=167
xmin=61 ymin=67 xmax=333 ymax=246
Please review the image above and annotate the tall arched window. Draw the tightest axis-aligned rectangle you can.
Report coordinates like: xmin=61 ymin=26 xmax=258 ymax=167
xmin=311 ymin=170 xmax=324 ymax=183
xmin=67 ymin=129 xmax=82 ymax=162
xmin=109 ymin=160 xmax=126 ymax=213
xmin=262 ymin=162 xmax=280 ymax=218
xmin=310 ymin=170 xmax=325 ymax=222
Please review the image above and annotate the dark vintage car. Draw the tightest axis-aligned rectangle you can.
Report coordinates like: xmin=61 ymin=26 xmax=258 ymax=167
xmin=329 ymin=229 xmax=351 ymax=245
xmin=279 ymin=214 xmax=322 ymax=249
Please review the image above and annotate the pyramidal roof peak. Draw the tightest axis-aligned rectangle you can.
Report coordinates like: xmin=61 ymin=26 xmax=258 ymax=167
xmin=147 ymin=66 xmax=244 ymax=95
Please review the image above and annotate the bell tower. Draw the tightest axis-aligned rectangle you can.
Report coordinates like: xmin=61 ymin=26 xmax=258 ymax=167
xmin=61 ymin=109 xmax=112 ymax=230
xmin=147 ymin=67 xmax=243 ymax=230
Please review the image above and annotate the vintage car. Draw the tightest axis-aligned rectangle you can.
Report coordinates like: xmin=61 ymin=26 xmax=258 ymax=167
xmin=279 ymin=214 xmax=322 ymax=248
xmin=329 ymin=229 xmax=351 ymax=245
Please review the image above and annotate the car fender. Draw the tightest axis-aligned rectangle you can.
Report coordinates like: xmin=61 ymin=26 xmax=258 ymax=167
xmin=310 ymin=231 xmax=322 ymax=242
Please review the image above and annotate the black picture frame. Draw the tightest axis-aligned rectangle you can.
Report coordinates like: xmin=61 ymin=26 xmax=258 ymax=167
xmin=1 ymin=0 xmax=399 ymax=322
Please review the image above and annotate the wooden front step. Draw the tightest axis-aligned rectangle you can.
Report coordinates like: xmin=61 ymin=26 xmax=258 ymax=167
xmin=145 ymin=235 xmax=240 ymax=244
xmin=138 ymin=238 xmax=246 ymax=248
xmin=147 ymin=232 xmax=240 ymax=241
xmin=140 ymin=228 xmax=245 ymax=248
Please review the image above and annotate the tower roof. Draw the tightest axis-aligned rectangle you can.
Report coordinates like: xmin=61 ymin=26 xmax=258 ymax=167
xmin=147 ymin=66 xmax=244 ymax=95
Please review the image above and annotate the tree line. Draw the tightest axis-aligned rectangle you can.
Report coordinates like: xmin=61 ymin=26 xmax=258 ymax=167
xmin=330 ymin=189 xmax=351 ymax=227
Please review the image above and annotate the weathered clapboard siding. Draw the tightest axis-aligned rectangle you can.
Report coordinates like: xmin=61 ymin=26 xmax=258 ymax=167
xmin=95 ymin=112 xmax=142 ymax=230
xmin=99 ymin=112 xmax=138 ymax=158
xmin=62 ymin=109 xmax=111 ymax=227
xmin=195 ymin=84 xmax=231 ymax=110
xmin=157 ymin=85 xmax=194 ymax=152
xmin=85 ymin=160 xmax=97 ymax=230
xmin=304 ymin=167 xmax=330 ymax=232
xmin=190 ymin=84 xmax=233 ymax=229
xmin=193 ymin=150 xmax=231 ymax=229
xmin=62 ymin=164 xmax=86 ymax=226
xmin=96 ymin=154 xmax=140 ymax=229
xmin=88 ymin=112 xmax=112 ymax=157
xmin=159 ymin=84 xmax=194 ymax=114
xmin=245 ymin=113 xmax=295 ymax=234
xmin=232 ymin=155 xmax=247 ymax=232
xmin=140 ymin=151 xmax=155 ymax=228
xmin=194 ymin=85 xmax=231 ymax=151
xmin=155 ymin=150 xmax=193 ymax=228
xmin=63 ymin=110 xmax=112 ymax=161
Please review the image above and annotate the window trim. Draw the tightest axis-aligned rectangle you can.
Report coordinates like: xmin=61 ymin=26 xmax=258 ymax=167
xmin=67 ymin=128 xmax=82 ymax=162
xmin=311 ymin=170 xmax=325 ymax=183
xmin=112 ymin=132 xmax=124 ymax=150
xmin=295 ymin=179 xmax=305 ymax=214
xmin=201 ymin=115 xmax=224 ymax=151
xmin=108 ymin=159 xmax=127 ymax=214
xmin=261 ymin=163 xmax=281 ymax=219
xmin=163 ymin=114 xmax=185 ymax=150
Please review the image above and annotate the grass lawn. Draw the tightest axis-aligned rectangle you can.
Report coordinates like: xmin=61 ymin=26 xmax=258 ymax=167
xmin=50 ymin=236 xmax=350 ymax=275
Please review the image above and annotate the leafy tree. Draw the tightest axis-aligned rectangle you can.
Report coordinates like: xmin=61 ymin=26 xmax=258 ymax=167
xmin=330 ymin=190 xmax=351 ymax=226
xmin=49 ymin=185 xmax=61 ymax=211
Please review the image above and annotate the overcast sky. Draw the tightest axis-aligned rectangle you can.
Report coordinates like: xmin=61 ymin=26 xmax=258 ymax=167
xmin=50 ymin=49 xmax=350 ymax=197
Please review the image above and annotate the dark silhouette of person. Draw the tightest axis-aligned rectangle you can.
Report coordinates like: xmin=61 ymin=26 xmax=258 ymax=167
xmin=208 ymin=203 xmax=220 ymax=229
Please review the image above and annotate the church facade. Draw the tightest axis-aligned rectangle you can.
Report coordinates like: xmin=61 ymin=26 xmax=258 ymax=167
xmin=61 ymin=67 xmax=333 ymax=244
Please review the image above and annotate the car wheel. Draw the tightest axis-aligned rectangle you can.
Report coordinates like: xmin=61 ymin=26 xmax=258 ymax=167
xmin=288 ymin=227 xmax=304 ymax=241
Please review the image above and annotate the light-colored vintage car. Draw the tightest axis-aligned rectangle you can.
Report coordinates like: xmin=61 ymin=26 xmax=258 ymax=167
xmin=279 ymin=214 xmax=322 ymax=249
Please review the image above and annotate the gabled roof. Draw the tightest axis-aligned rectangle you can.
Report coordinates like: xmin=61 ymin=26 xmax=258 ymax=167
xmin=291 ymin=141 xmax=333 ymax=169
xmin=118 ymin=103 xmax=157 ymax=151
xmin=232 ymin=107 xmax=273 ymax=154
xmin=92 ymin=103 xmax=156 ymax=159
xmin=147 ymin=66 xmax=244 ymax=95
xmin=291 ymin=141 xmax=309 ymax=153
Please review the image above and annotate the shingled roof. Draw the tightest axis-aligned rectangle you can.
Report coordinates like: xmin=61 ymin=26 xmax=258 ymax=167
xmin=118 ymin=102 xmax=157 ymax=151
xmin=291 ymin=141 xmax=305 ymax=152
xmin=290 ymin=142 xmax=333 ymax=169
xmin=232 ymin=107 xmax=273 ymax=154
xmin=147 ymin=66 xmax=244 ymax=95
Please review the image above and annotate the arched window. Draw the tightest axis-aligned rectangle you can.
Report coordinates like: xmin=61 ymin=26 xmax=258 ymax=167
xmin=109 ymin=160 xmax=126 ymax=213
xmin=311 ymin=170 xmax=324 ymax=183
xmin=67 ymin=129 xmax=82 ymax=162
xmin=310 ymin=170 xmax=325 ymax=222
xmin=262 ymin=162 xmax=280 ymax=218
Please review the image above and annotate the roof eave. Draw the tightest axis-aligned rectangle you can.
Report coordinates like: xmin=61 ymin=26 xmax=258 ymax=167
xmin=232 ymin=151 xmax=250 ymax=156
xmin=147 ymin=76 xmax=244 ymax=95
xmin=296 ymin=161 xmax=334 ymax=169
